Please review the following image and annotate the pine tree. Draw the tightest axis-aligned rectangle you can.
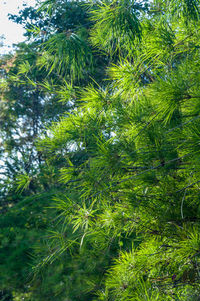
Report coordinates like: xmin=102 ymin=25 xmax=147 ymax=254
xmin=1 ymin=0 xmax=200 ymax=300
xmin=0 ymin=1 xmax=108 ymax=300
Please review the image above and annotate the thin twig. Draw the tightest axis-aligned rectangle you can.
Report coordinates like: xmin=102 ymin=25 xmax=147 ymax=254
xmin=181 ymin=189 xmax=187 ymax=219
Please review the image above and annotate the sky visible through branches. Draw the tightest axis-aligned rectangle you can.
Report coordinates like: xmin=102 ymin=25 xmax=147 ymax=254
xmin=0 ymin=0 xmax=36 ymax=54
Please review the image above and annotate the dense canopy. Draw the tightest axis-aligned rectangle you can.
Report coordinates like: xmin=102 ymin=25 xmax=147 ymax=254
xmin=1 ymin=0 xmax=200 ymax=300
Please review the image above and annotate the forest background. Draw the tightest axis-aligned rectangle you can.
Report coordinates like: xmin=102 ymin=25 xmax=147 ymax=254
xmin=1 ymin=0 xmax=200 ymax=300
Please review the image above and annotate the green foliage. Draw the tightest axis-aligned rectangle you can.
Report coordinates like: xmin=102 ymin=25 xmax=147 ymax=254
xmin=89 ymin=0 xmax=144 ymax=55
xmin=1 ymin=0 xmax=200 ymax=300
xmin=38 ymin=31 xmax=93 ymax=79
xmin=169 ymin=0 xmax=200 ymax=21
